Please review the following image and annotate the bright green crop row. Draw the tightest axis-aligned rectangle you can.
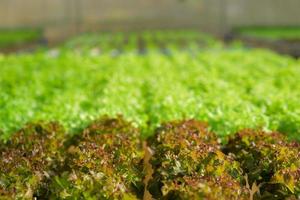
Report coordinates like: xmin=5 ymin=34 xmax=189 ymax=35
xmin=0 ymin=31 xmax=300 ymax=141
xmin=0 ymin=29 xmax=42 ymax=48
xmin=236 ymin=27 xmax=300 ymax=40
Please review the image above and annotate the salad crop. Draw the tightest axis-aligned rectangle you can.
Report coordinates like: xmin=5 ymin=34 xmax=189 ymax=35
xmin=147 ymin=120 xmax=249 ymax=199
xmin=62 ymin=30 xmax=221 ymax=53
xmin=50 ymin=116 xmax=144 ymax=199
xmin=225 ymin=129 xmax=300 ymax=199
xmin=1 ymin=37 xmax=300 ymax=140
xmin=0 ymin=122 xmax=66 ymax=199
xmin=1 ymin=117 xmax=299 ymax=199
xmin=1 ymin=30 xmax=300 ymax=199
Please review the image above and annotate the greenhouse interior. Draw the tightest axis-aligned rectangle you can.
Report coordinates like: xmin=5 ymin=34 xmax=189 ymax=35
xmin=0 ymin=0 xmax=300 ymax=199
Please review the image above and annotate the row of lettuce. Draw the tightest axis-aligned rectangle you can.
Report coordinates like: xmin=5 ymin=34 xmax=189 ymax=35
xmin=1 ymin=28 xmax=299 ymax=52
xmin=0 ymin=30 xmax=300 ymax=199
xmin=1 ymin=44 xmax=300 ymax=140
xmin=0 ymin=30 xmax=221 ymax=53
xmin=1 ymin=116 xmax=299 ymax=199
xmin=62 ymin=30 xmax=222 ymax=53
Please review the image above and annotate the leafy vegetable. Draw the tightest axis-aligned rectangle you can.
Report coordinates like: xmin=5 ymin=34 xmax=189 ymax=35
xmin=225 ymin=129 xmax=300 ymax=199
xmin=1 ymin=41 xmax=299 ymax=140
xmin=49 ymin=116 xmax=144 ymax=199
xmin=147 ymin=120 xmax=249 ymax=199
xmin=0 ymin=122 xmax=66 ymax=199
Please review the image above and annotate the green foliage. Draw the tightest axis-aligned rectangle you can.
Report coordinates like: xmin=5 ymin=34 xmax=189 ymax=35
xmin=0 ymin=30 xmax=300 ymax=141
xmin=236 ymin=27 xmax=300 ymax=40
xmin=62 ymin=30 xmax=220 ymax=53
xmin=147 ymin=120 xmax=249 ymax=199
xmin=1 ymin=29 xmax=300 ymax=198
xmin=225 ymin=129 xmax=300 ymax=199
xmin=0 ymin=122 xmax=66 ymax=199
xmin=49 ymin=116 xmax=144 ymax=199
xmin=0 ymin=29 xmax=42 ymax=48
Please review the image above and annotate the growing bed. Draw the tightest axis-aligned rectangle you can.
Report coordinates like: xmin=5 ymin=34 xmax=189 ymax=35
xmin=0 ymin=29 xmax=43 ymax=53
xmin=0 ymin=30 xmax=299 ymax=199
xmin=231 ymin=27 xmax=300 ymax=58
xmin=235 ymin=27 xmax=300 ymax=40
